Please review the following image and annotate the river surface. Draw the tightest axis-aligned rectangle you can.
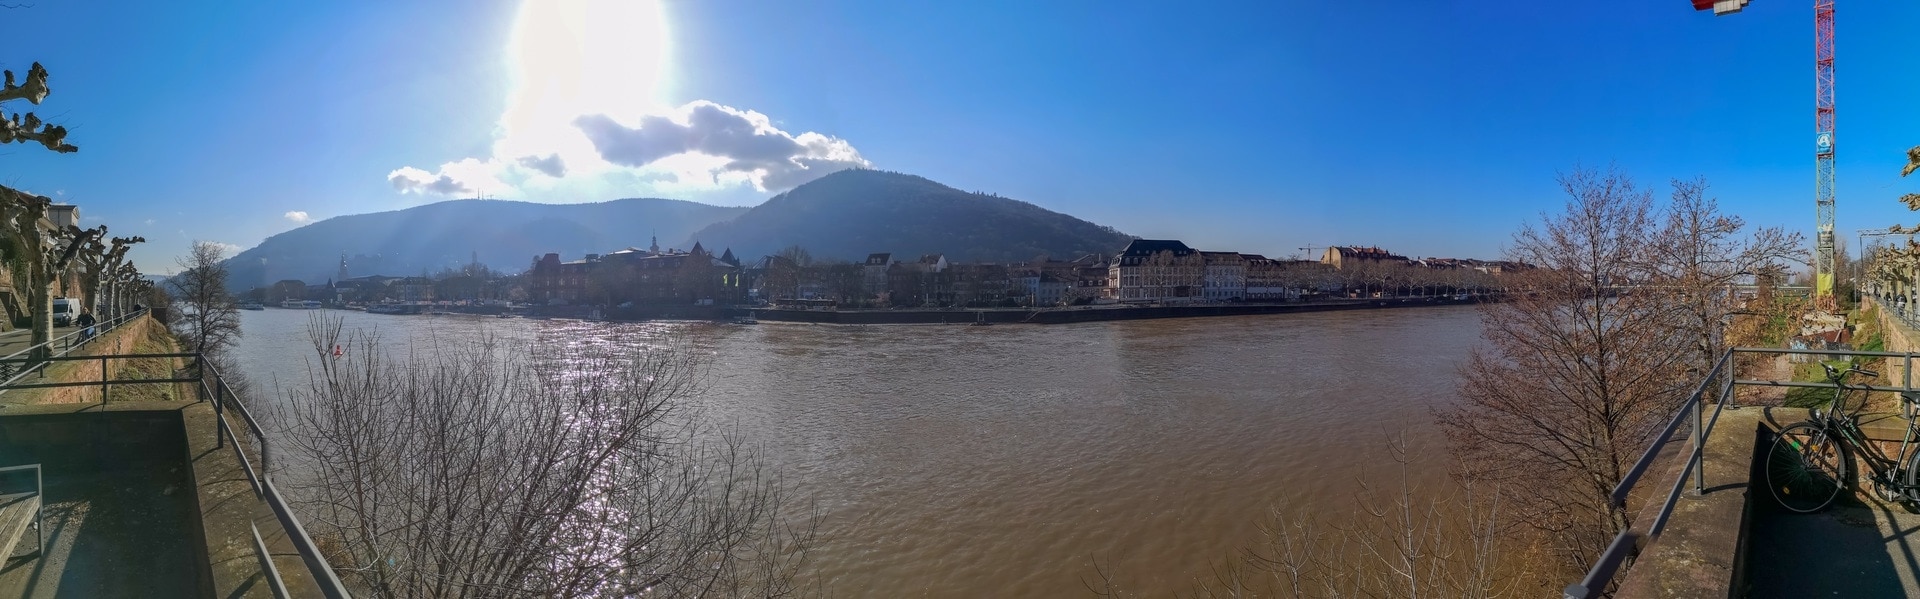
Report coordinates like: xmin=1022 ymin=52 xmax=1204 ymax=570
xmin=232 ymin=306 xmax=1484 ymax=597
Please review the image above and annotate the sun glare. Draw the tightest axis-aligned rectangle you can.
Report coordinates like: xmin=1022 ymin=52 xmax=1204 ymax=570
xmin=501 ymin=0 xmax=670 ymax=175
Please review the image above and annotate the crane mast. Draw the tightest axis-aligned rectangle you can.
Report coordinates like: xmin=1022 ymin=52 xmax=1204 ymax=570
xmin=1695 ymin=0 xmax=1837 ymax=303
xmin=1814 ymin=0 xmax=1836 ymax=300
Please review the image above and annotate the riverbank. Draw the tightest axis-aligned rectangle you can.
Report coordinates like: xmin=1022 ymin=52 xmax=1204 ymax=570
xmin=751 ymin=295 xmax=1484 ymax=325
xmin=342 ymin=294 xmax=1492 ymax=325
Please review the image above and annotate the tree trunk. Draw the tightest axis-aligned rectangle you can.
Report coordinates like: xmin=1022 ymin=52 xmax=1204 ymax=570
xmin=29 ymin=280 xmax=50 ymax=361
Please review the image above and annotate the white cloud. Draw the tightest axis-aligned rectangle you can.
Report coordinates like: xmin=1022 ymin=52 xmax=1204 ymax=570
xmin=284 ymin=211 xmax=313 ymax=224
xmin=383 ymin=1 xmax=868 ymax=200
xmin=143 ymin=219 xmax=155 ymax=225
xmin=209 ymin=242 xmax=243 ymax=255
xmin=573 ymin=101 xmax=869 ymax=192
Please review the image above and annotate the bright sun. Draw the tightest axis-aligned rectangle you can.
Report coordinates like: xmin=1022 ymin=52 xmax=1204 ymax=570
xmin=499 ymin=0 xmax=669 ymax=172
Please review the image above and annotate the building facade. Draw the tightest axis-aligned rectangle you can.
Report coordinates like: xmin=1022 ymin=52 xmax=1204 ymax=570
xmin=1108 ymin=239 xmax=1204 ymax=303
xmin=528 ymin=242 xmax=742 ymax=306
xmin=1200 ymin=251 xmax=1247 ymax=301
xmin=1320 ymin=246 xmax=1410 ymax=270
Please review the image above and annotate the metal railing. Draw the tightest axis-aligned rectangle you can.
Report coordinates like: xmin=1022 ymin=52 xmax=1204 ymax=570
xmin=0 ymin=307 xmax=147 ymax=387
xmin=1565 ymin=346 xmax=1920 ymax=599
xmin=200 ymin=358 xmax=351 ymax=599
xmin=0 ymin=346 xmax=351 ymax=598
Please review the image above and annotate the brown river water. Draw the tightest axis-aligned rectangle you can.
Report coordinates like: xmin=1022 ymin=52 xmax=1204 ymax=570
xmin=233 ymin=306 xmax=1484 ymax=597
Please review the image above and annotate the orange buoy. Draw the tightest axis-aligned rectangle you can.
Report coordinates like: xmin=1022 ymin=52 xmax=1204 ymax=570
xmin=332 ymin=344 xmax=343 ymax=357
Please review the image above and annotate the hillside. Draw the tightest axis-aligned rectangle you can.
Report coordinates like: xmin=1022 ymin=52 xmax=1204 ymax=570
xmin=225 ymin=198 xmax=746 ymax=288
xmin=685 ymin=170 xmax=1134 ymax=263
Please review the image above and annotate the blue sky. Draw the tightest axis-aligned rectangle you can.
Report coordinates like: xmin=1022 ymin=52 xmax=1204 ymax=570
xmin=5 ymin=0 xmax=1919 ymax=273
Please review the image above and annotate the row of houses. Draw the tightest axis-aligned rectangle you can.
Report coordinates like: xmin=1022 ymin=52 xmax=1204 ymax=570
xmin=507 ymin=238 xmax=1519 ymax=309
xmin=1103 ymin=241 xmax=1525 ymax=304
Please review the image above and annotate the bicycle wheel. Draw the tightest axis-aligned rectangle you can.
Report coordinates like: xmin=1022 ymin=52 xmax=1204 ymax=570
xmin=1767 ymin=422 xmax=1848 ymax=513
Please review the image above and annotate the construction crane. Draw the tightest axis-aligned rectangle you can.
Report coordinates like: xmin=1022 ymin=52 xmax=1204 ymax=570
xmin=1693 ymin=0 xmax=1837 ymax=304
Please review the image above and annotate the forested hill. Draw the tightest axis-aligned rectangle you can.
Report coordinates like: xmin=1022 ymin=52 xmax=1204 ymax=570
xmin=684 ymin=169 xmax=1135 ymax=263
xmin=224 ymin=198 xmax=746 ymax=289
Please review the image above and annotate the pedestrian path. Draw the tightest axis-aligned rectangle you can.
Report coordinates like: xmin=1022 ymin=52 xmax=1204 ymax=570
xmin=0 ymin=326 xmax=83 ymax=359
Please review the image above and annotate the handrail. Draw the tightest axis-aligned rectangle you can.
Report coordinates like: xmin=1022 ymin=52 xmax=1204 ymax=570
xmin=198 ymin=359 xmax=349 ymax=598
xmin=249 ymin=523 xmax=291 ymax=599
xmin=1565 ymin=346 xmax=1920 ymax=598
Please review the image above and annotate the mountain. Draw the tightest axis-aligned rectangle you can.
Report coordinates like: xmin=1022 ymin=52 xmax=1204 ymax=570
xmin=225 ymin=198 xmax=746 ymax=288
xmin=684 ymin=170 xmax=1134 ymax=263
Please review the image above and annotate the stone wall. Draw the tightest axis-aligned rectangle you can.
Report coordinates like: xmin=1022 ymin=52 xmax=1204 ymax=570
xmin=1867 ymin=298 xmax=1920 ymax=385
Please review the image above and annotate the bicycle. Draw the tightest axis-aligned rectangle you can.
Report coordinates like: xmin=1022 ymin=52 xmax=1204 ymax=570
xmin=1764 ymin=361 xmax=1920 ymax=513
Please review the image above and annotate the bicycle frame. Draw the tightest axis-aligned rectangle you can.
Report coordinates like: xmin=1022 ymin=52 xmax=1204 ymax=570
xmin=1813 ymin=369 xmax=1920 ymax=500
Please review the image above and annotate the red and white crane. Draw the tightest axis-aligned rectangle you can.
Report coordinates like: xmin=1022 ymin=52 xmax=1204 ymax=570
xmin=1693 ymin=0 xmax=1837 ymax=302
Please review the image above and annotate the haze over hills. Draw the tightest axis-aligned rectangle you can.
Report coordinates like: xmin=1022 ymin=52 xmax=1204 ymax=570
xmin=226 ymin=170 xmax=1135 ymax=289
xmin=224 ymin=198 xmax=746 ymax=289
xmin=685 ymin=169 xmax=1135 ymax=263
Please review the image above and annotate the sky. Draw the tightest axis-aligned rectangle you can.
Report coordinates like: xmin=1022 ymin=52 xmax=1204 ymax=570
xmin=5 ymin=0 xmax=1920 ymax=274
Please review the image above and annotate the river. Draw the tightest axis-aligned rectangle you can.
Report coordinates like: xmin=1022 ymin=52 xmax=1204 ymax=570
xmin=231 ymin=306 xmax=1484 ymax=597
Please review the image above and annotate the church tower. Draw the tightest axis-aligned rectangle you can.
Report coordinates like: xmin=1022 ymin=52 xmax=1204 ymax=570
xmin=337 ymin=253 xmax=349 ymax=280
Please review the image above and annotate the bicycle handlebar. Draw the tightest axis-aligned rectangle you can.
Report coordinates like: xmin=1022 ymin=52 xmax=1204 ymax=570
xmin=1820 ymin=362 xmax=1879 ymax=380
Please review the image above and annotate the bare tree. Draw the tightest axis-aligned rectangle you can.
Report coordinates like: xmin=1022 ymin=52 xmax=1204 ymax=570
xmin=279 ymin=318 xmax=817 ymax=598
xmin=0 ymin=63 xmax=77 ymax=153
xmin=1436 ymin=166 xmax=1694 ymax=576
xmin=167 ymin=240 xmax=241 ymax=356
xmin=1647 ymin=178 xmax=1803 ymax=379
xmin=0 ymin=189 xmax=102 ymax=356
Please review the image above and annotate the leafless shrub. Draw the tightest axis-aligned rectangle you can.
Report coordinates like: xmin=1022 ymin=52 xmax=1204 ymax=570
xmin=279 ymin=316 xmax=816 ymax=598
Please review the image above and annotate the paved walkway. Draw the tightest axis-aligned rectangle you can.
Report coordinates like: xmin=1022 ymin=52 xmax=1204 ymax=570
xmin=1747 ymin=493 xmax=1920 ymax=597
xmin=0 ymin=327 xmax=83 ymax=359
xmin=1746 ymin=404 xmax=1920 ymax=597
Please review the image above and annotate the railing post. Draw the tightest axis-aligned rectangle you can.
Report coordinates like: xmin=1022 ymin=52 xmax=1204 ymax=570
xmin=1692 ymin=397 xmax=1705 ymax=496
xmin=213 ymin=400 xmax=224 ymax=449
xmin=99 ymin=355 xmax=108 ymax=405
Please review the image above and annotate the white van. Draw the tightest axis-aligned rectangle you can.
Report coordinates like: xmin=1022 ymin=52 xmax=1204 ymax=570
xmin=51 ymin=298 xmax=73 ymax=326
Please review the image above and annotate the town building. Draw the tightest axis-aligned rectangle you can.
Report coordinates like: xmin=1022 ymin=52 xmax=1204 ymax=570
xmin=1107 ymin=239 xmax=1204 ymax=303
xmin=863 ymin=253 xmax=892 ymax=296
xmin=1200 ymin=251 xmax=1247 ymax=301
xmin=1320 ymin=246 xmax=1410 ymax=270
xmin=886 ymin=254 xmax=950 ymax=307
xmin=1241 ymin=254 xmax=1287 ymax=301
xmin=527 ymin=240 xmax=742 ymax=306
xmin=949 ymin=263 xmax=1011 ymax=306
xmin=1068 ymin=254 xmax=1110 ymax=304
